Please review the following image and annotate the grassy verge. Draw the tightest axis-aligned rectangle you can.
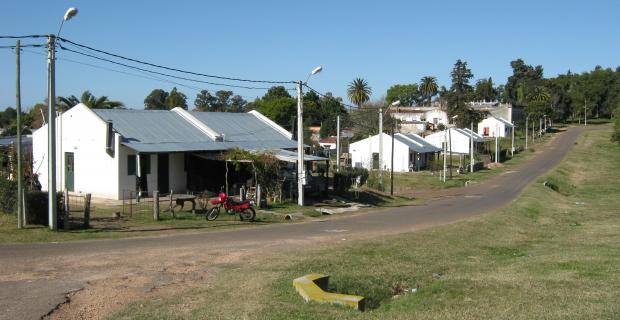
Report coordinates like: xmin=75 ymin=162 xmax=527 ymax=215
xmin=111 ymin=127 xmax=619 ymax=319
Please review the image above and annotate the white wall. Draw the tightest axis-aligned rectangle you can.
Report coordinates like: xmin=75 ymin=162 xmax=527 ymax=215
xmin=424 ymin=109 xmax=447 ymax=126
xmin=33 ymin=104 xmax=121 ymax=199
xmin=425 ymin=129 xmax=478 ymax=155
xmin=350 ymin=133 xmax=411 ymax=172
xmin=478 ymin=118 xmax=511 ymax=138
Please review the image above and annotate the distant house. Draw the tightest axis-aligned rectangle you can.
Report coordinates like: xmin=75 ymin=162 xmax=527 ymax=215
xmin=424 ymin=128 xmax=484 ymax=155
xmin=319 ymin=136 xmax=337 ymax=150
xmin=388 ymin=106 xmax=448 ymax=133
xmin=349 ymin=133 xmax=441 ymax=172
xmin=477 ymin=116 xmax=514 ymax=138
xmin=469 ymin=101 xmax=521 ymax=123
xmin=32 ymin=103 xmax=312 ymax=200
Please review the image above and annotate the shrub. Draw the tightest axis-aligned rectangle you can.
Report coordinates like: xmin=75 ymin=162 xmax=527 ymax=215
xmin=334 ymin=167 xmax=369 ymax=192
xmin=25 ymin=191 xmax=64 ymax=225
xmin=0 ymin=178 xmax=17 ymax=214
xmin=612 ymin=105 xmax=620 ymax=143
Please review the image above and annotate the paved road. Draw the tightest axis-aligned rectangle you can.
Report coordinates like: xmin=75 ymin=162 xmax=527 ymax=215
xmin=0 ymin=126 xmax=585 ymax=320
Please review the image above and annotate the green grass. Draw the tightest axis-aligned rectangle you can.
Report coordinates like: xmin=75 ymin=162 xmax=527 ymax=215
xmin=110 ymin=127 xmax=620 ymax=319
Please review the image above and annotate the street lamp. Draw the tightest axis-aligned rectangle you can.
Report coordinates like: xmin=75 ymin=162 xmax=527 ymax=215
xmin=48 ymin=7 xmax=79 ymax=230
xmin=297 ymin=66 xmax=322 ymax=206
xmin=379 ymin=100 xmax=400 ymax=191
xmin=388 ymin=100 xmax=400 ymax=195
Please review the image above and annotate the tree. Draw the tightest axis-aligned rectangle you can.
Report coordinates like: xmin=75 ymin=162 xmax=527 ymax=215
xmin=263 ymin=86 xmax=291 ymax=100
xmin=349 ymin=100 xmax=397 ymax=140
xmin=214 ymin=90 xmax=233 ymax=111
xmin=446 ymin=60 xmax=475 ymax=126
xmin=194 ymin=90 xmax=216 ymax=111
xmin=56 ymin=95 xmax=79 ymax=111
xmin=165 ymin=87 xmax=188 ymax=110
xmin=612 ymin=104 xmax=620 ymax=142
xmin=78 ymin=91 xmax=124 ymax=109
xmin=144 ymin=89 xmax=169 ymax=110
xmin=505 ymin=59 xmax=544 ymax=106
xmin=474 ymin=77 xmax=497 ymax=101
xmin=28 ymin=103 xmax=47 ymax=129
xmin=57 ymin=91 xmax=124 ymax=110
xmin=419 ymin=76 xmax=438 ymax=106
xmin=256 ymin=97 xmax=297 ymax=128
xmin=347 ymin=78 xmax=372 ymax=110
xmin=230 ymin=95 xmax=247 ymax=112
xmin=386 ymin=84 xmax=420 ymax=106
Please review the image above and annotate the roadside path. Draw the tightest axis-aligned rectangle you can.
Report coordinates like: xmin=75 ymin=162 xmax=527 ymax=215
xmin=0 ymin=126 xmax=586 ymax=320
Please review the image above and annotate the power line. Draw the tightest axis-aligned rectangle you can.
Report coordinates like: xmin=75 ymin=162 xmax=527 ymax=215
xmin=58 ymin=44 xmax=277 ymax=91
xmin=57 ymin=36 xmax=296 ymax=85
xmin=0 ymin=35 xmax=47 ymax=39
xmin=0 ymin=44 xmax=46 ymax=49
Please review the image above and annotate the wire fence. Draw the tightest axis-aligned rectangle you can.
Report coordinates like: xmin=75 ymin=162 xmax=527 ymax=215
xmin=121 ymin=190 xmax=155 ymax=217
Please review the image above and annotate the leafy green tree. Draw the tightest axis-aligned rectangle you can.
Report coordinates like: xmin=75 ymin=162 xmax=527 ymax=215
xmin=349 ymin=101 xmax=397 ymax=140
xmin=474 ymin=77 xmax=497 ymax=101
xmin=78 ymin=91 xmax=124 ymax=109
xmin=194 ymin=90 xmax=216 ymax=111
xmin=230 ymin=95 xmax=247 ymax=112
xmin=57 ymin=91 xmax=124 ymax=110
xmin=386 ymin=84 xmax=420 ymax=106
xmin=347 ymin=78 xmax=372 ymax=110
xmin=165 ymin=87 xmax=188 ymax=110
xmin=214 ymin=90 xmax=233 ymax=111
xmin=257 ymin=97 xmax=297 ymax=128
xmin=263 ymin=86 xmax=291 ymax=100
xmin=419 ymin=76 xmax=438 ymax=106
xmin=612 ymin=104 xmax=620 ymax=142
xmin=446 ymin=59 xmax=477 ymax=126
xmin=505 ymin=59 xmax=544 ymax=106
xmin=144 ymin=89 xmax=169 ymax=110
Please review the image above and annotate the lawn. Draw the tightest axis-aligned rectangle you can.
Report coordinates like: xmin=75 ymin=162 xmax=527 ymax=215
xmin=109 ymin=127 xmax=619 ymax=319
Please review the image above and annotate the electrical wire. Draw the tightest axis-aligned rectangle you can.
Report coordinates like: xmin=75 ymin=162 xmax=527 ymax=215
xmin=58 ymin=44 xmax=276 ymax=90
xmin=57 ymin=37 xmax=296 ymax=84
xmin=0 ymin=44 xmax=46 ymax=49
xmin=0 ymin=35 xmax=47 ymax=39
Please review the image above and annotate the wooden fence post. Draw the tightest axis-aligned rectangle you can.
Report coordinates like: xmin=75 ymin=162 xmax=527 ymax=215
xmin=83 ymin=193 xmax=91 ymax=228
xmin=169 ymin=190 xmax=175 ymax=218
xmin=153 ymin=191 xmax=160 ymax=221
xmin=63 ymin=189 xmax=70 ymax=230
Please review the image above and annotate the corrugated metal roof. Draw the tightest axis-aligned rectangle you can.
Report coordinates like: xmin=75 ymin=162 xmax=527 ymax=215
xmin=191 ymin=112 xmax=291 ymax=142
xmin=91 ymin=109 xmax=297 ymax=153
xmin=397 ymin=133 xmax=442 ymax=153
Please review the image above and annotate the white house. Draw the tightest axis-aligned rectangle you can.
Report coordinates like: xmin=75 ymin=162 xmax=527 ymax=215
xmin=424 ymin=128 xmax=484 ymax=155
xmin=32 ymin=103 xmax=300 ymax=200
xmin=349 ymin=133 xmax=441 ymax=172
xmin=477 ymin=116 xmax=514 ymax=138
xmin=388 ymin=106 xmax=448 ymax=134
xmin=319 ymin=136 xmax=337 ymax=150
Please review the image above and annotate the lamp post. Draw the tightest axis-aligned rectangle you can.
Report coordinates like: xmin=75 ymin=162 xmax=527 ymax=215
xmin=297 ymin=66 xmax=322 ymax=206
xmin=449 ymin=115 xmax=458 ymax=179
xmin=379 ymin=100 xmax=400 ymax=191
xmin=525 ymin=113 xmax=532 ymax=150
xmin=386 ymin=100 xmax=400 ymax=195
xmin=48 ymin=7 xmax=78 ymax=230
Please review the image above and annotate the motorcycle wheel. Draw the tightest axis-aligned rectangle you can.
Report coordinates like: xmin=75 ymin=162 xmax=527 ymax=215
xmin=206 ymin=207 xmax=219 ymax=221
xmin=239 ymin=208 xmax=256 ymax=222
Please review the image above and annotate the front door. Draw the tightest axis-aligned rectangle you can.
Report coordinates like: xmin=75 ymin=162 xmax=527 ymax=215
xmin=65 ymin=152 xmax=74 ymax=192
xmin=157 ymin=153 xmax=169 ymax=193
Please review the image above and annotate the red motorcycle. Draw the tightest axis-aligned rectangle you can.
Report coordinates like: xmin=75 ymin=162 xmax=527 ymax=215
xmin=207 ymin=189 xmax=256 ymax=221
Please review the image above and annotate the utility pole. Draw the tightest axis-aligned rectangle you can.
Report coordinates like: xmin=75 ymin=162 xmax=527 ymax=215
xmin=495 ymin=124 xmax=499 ymax=164
xmin=470 ymin=122 xmax=474 ymax=173
xmin=16 ymin=40 xmax=23 ymax=229
xmin=336 ymin=115 xmax=340 ymax=172
xmin=584 ymin=98 xmax=587 ymax=126
xmin=47 ymin=34 xmax=58 ymax=230
xmin=448 ymin=128 xmax=452 ymax=179
xmin=539 ymin=118 xmax=542 ymax=137
xmin=525 ymin=116 xmax=529 ymax=150
xmin=378 ymin=107 xmax=383 ymax=191
xmin=442 ymin=130 xmax=447 ymax=183
xmin=511 ymin=122 xmax=515 ymax=157
xmin=296 ymin=80 xmax=304 ymax=206
xmin=390 ymin=123 xmax=395 ymax=196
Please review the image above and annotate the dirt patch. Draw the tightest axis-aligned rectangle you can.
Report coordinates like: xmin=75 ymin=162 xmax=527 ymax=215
xmin=43 ymin=248 xmax=257 ymax=320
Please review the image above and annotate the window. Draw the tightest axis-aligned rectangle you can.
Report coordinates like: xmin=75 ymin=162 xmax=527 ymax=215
xmin=128 ymin=155 xmax=136 ymax=175
xmin=483 ymin=127 xmax=490 ymax=136
xmin=372 ymin=152 xmax=379 ymax=169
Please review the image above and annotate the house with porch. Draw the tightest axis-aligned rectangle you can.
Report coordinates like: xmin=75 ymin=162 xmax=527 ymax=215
xmin=477 ymin=116 xmax=514 ymax=138
xmin=424 ymin=128 xmax=485 ymax=155
xmin=32 ymin=103 xmax=322 ymax=200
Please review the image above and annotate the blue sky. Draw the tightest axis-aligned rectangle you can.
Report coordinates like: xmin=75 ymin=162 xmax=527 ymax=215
xmin=1 ymin=0 xmax=619 ymax=110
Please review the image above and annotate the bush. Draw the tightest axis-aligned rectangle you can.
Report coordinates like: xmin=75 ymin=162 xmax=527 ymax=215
xmin=0 ymin=178 xmax=17 ymax=214
xmin=612 ymin=105 xmax=620 ymax=143
xmin=25 ymin=191 xmax=63 ymax=225
xmin=334 ymin=167 xmax=369 ymax=192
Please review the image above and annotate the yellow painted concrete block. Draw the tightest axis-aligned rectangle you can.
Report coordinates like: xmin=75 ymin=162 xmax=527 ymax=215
xmin=293 ymin=274 xmax=365 ymax=311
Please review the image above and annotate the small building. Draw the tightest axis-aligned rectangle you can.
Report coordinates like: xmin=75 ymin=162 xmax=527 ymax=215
xmin=32 ymin=103 xmax=308 ymax=200
xmin=319 ymin=136 xmax=337 ymax=150
xmin=477 ymin=116 xmax=514 ymax=138
xmin=424 ymin=128 xmax=484 ymax=155
xmin=349 ymin=133 xmax=441 ymax=172
xmin=388 ymin=106 xmax=448 ymax=133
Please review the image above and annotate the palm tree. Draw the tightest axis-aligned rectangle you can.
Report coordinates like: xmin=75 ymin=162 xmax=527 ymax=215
xmin=527 ymin=86 xmax=550 ymax=104
xmin=56 ymin=95 xmax=80 ymax=112
xmin=347 ymin=78 xmax=372 ymax=110
xmin=419 ymin=76 xmax=438 ymax=106
xmin=80 ymin=91 xmax=124 ymax=109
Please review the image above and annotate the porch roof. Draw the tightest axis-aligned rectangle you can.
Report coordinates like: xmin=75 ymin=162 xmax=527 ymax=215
xmin=395 ymin=133 xmax=442 ymax=153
